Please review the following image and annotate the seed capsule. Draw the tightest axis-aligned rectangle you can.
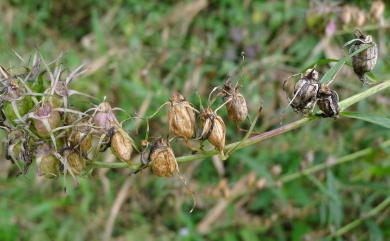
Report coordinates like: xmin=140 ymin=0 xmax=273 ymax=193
xmin=317 ymin=85 xmax=340 ymax=118
xmin=66 ymin=151 xmax=85 ymax=176
xmin=32 ymin=102 xmax=61 ymax=137
xmin=35 ymin=144 xmax=60 ymax=179
xmin=290 ymin=69 xmax=320 ymax=114
xmin=350 ymin=31 xmax=378 ymax=84
xmin=168 ymin=93 xmax=196 ymax=142
xmin=223 ymin=80 xmax=248 ymax=123
xmin=149 ymin=138 xmax=177 ymax=177
xmin=200 ymin=107 xmax=226 ymax=154
xmin=110 ymin=128 xmax=133 ymax=165
xmin=69 ymin=122 xmax=93 ymax=155
xmin=93 ymin=101 xmax=119 ymax=130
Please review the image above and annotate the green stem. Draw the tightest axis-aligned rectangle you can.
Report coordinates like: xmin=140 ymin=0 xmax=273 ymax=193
xmin=328 ymin=195 xmax=390 ymax=239
xmin=90 ymin=79 xmax=390 ymax=169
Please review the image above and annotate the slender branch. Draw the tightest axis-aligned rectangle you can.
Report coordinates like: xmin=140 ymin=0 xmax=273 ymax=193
xmin=327 ymin=195 xmax=390 ymax=239
xmin=90 ymin=79 xmax=390 ymax=170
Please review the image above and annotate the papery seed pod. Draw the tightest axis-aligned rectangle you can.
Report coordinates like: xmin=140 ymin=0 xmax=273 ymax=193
xmin=223 ymin=80 xmax=248 ymax=123
xmin=290 ymin=69 xmax=320 ymax=114
xmin=317 ymin=85 xmax=340 ymax=118
xmin=110 ymin=128 xmax=133 ymax=165
xmin=149 ymin=138 xmax=177 ymax=177
xmin=93 ymin=101 xmax=119 ymax=130
xmin=35 ymin=144 xmax=60 ymax=179
xmin=370 ymin=1 xmax=385 ymax=21
xmin=168 ymin=93 xmax=196 ymax=142
xmin=350 ymin=31 xmax=378 ymax=84
xmin=200 ymin=107 xmax=226 ymax=154
xmin=32 ymin=102 xmax=61 ymax=137
xmin=69 ymin=121 xmax=93 ymax=155
xmin=66 ymin=151 xmax=85 ymax=176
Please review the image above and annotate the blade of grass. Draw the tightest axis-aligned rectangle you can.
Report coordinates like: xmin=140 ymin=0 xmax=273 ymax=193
xmin=341 ymin=112 xmax=390 ymax=129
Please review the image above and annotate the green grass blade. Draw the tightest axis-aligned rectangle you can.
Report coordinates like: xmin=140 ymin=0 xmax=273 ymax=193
xmin=341 ymin=112 xmax=390 ymax=129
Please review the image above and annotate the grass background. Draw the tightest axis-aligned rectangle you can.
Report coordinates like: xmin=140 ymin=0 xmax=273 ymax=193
xmin=0 ymin=0 xmax=389 ymax=240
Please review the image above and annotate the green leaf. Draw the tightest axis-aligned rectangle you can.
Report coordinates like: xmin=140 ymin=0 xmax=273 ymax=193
xmin=320 ymin=44 xmax=371 ymax=85
xmin=342 ymin=112 xmax=390 ymax=129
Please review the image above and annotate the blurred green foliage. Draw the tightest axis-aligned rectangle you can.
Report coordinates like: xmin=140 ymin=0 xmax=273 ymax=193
xmin=0 ymin=0 xmax=389 ymax=240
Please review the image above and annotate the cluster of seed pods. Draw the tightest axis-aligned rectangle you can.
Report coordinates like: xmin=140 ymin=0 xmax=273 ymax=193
xmin=0 ymin=30 xmax=378 ymax=180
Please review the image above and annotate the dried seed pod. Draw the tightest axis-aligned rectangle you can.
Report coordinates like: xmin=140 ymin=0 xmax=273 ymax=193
xmin=69 ymin=121 xmax=93 ymax=155
xmin=35 ymin=144 xmax=60 ymax=179
xmin=66 ymin=151 xmax=85 ymax=176
xmin=350 ymin=31 xmax=378 ymax=84
xmin=168 ymin=93 xmax=196 ymax=142
xmin=149 ymin=138 xmax=177 ymax=177
xmin=93 ymin=101 xmax=119 ymax=130
xmin=223 ymin=80 xmax=248 ymax=123
xmin=110 ymin=128 xmax=133 ymax=165
xmin=289 ymin=69 xmax=320 ymax=114
xmin=200 ymin=107 xmax=226 ymax=154
xmin=32 ymin=102 xmax=61 ymax=137
xmin=317 ymin=85 xmax=340 ymax=118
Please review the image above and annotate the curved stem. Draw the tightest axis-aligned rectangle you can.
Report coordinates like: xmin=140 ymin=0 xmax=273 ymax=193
xmin=90 ymin=79 xmax=390 ymax=170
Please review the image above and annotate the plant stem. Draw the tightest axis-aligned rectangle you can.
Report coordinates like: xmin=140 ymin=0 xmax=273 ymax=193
xmin=90 ymin=79 xmax=390 ymax=170
xmin=328 ymin=195 xmax=390 ymax=239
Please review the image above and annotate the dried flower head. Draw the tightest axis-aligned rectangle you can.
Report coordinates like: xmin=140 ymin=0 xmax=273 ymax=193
xmin=32 ymin=102 xmax=61 ymax=137
xmin=110 ymin=128 xmax=134 ymax=165
xmin=93 ymin=101 xmax=119 ymax=130
xmin=317 ymin=85 xmax=340 ymax=118
xmin=168 ymin=93 xmax=196 ymax=142
xmin=66 ymin=150 xmax=86 ymax=176
xmin=223 ymin=80 xmax=248 ymax=123
xmin=288 ymin=69 xmax=320 ymax=115
xmin=149 ymin=138 xmax=177 ymax=177
xmin=200 ymin=107 xmax=226 ymax=155
xmin=349 ymin=30 xmax=378 ymax=84
xmin=35 ymin=144 xmax=60 ymax=179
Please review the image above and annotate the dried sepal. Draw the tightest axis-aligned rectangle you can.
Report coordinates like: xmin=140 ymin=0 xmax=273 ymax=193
xmin=168 ymin=93 xmax=196 ymax=142
xmin=110 ymin=127 xmax=134 ymax=165
xmin=68 ymin=121 xmax=93 ymax=155
xmin=200 ymin=107 xmax=226 ymax=155
xmin=35 ymin=143 xmax=60 ymax=179
xmin=93 ymin=101 xmax=119 ymax=130
xmin=317 ymin=85 xmax=340 ymax=118
xmin=66 ymin=150 xmax=86 ymax=176
xmin=349 ymin=31 xmax=378 ymax=84
xmin=223 ymin=80 xmax=248 ymax=123
xmin=149 ymin=138 xmax=177 ymax=177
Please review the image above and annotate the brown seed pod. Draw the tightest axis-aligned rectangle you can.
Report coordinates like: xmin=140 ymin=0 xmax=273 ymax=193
xmin=110 ymin=128 xmax=133 ymax=165
xmin=35 ymin=144 xmax=60 ymax=179
xmin=168 ymin=93 xmax=196 ymax=142
xmin=200 ymin=107 xmax=226 ymax=154
xmin=223 ymin=80 xmax=248 ymax=123
xmin=66 ymin=151 xmax=85 ymax=176
xmin=93 ymin=101 xmax=119 ymax=130
xmin=317 ymin=85 xmax=340 ymax=118
xmin=69 ymin=121 xmax=93 ymax=155
xmin=149 ymin=138 xmax=177 ymax=177
xmin=32 ymin=102 xmax=61 ymax=137
xmin=350 ymin=31 xmax=378 ymax=84
xmin=288 ymin=69 xmax=320 ymax=115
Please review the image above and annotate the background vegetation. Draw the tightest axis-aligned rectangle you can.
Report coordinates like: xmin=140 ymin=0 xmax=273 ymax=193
xmin=0 ymin=0 xmax=389 ymax=240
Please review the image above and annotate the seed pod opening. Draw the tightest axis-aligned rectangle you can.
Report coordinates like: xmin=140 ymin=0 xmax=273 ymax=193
xmin=350 ymin=31 xmax=378 ymax=84
xmin=290 ymin=69 xmax=320 ymax=114
xmin=66 ymin=151 xmax=85 ymax=176
xmin=110 ymin=128 xmax=133 ymax=165
xmin=223 ymin=80 xmax=248 ymax=123
xmin=93 ymin=101 xmax=119 ymax=130
xmin=32 ymin=102 xmax=61 ymax=137
xmin=35 ymin=144 xmax=60 ymax=179
xmin=149 ymin=138 xmax=177 ymax=177
xmin=168 ymin=93 xmax=196 ymax=142
xmin=317 ymin=85 xmax=340 ymax=118
xmin=200 ymin=107 xmax=226 ymax=154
